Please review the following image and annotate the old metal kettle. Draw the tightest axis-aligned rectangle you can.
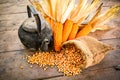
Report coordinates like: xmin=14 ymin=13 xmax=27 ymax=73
xmin=18 ymin=5 xmax=53 ymax=51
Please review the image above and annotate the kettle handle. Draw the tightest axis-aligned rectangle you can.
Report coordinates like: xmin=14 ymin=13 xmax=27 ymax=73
xmin=27 ymin=5 xmax=41 ymax=36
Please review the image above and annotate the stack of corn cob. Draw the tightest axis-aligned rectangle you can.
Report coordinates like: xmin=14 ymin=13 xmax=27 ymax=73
xmin=29 ymin=0 xmax=120 ymax=51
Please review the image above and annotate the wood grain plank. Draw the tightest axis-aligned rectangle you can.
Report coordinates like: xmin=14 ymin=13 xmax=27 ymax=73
xmin=43 ymin=50 xmax=120 ymax=80
xmin=0 ymin=49 xmax=119 ymax=80
xmin=0 ymin=13 xmax=27 ymax=21
xmin=0 ymin=3 xmax=30 ymax=15
xmin=46 ymin=68 xmax=120 ymax=80
xmin=102 ymin=0 xmax=120 ymax=7
xmin=0 ymin=50 xmax=62 ymax=80
xmin=89 ymin=28 xmax=120 ymax=42
xmin=0 ymin=9 xmax=119 ymax=32
xmin=0 ymin=30 xmax=25 ymax=52
xmin=0 ymin=0 xmax=29 ymax=4
xmin=75 ymin=0 xmax=120 ymax=7
xmin=101 ymin=28 xmax=120 ymax=39
xmin=0 ymin=0 xmax=120 ymax=80
xmin=0 ymin=0 xmax=119 ymax=15
xmin=0 ymin=0 xmax=29 ymax=15
xmin=0 ymin=13 xmax=27 ymax=32
xmin=0 ymin=29 xmax=120 ymax=53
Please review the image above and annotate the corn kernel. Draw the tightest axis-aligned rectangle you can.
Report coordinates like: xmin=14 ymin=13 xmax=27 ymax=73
xmin=26 ymin=44 xmax=85 ymax=76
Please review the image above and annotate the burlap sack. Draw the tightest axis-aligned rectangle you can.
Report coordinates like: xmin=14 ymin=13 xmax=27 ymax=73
xmin=62 ymin=36 xmax=113 ymax=68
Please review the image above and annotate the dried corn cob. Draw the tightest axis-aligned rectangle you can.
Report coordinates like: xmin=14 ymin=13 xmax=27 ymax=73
xmin=76 ymin=5 xmax=120 ymax=37
xmin=62 ymin=20 xmax=73 ymax=42
xmin=53 ymin=22 xmax=63 ymax=51
xmin=68 ymin=23 xmax=79 ymax=40
xmin=29 ymin=0 xmax=119 ymax=51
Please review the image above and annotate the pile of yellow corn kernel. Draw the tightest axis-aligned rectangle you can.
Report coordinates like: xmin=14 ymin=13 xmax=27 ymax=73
xmin=27 ymin=44 xmax=86 ymax=76
xmin=27 ymin=52 xmax=55 ymax=67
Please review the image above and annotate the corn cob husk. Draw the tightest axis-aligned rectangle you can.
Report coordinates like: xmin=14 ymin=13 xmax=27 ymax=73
xmin=50 ymin=0 xmax=57 ymax=20
xmin=90 ymin=6 xmax=120 ymax=32
xmin=61 ymin=0 xmax=75 ymax=23
xmin=53 ymin=22 xmax=63 ymax=51
xmin=29 ymin=0 xmax=120 ymax=51
xmin=68 ymin=23 xmax=79 ymax=40
xmin=62 ymin=20 xmax=73 ymax=42
xmin=29 ymin=0 xmax=47 ymax=17
xmin=75 ymin=3 xmax=103 ymax=37
xmin=91 ymin=6 xmax=120 ymax=27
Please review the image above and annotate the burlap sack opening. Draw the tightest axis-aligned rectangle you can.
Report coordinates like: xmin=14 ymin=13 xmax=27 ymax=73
xmin=62 ymin=36 xmax=113 ymax=68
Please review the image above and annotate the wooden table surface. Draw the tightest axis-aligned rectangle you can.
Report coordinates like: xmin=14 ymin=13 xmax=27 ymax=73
xmin=0 ymin=0 xmax=120 ymax=80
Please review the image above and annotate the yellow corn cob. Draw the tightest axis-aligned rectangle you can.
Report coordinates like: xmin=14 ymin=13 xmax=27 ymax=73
xmin=68 ymin=23 xmax=79 ymax=40
xmin=62 ymin=20 xmax=73 ymax=42
xmin=53 ymin=22 xmax=63 ymax=51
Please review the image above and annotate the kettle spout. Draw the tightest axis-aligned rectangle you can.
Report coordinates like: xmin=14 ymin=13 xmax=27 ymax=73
xmin=40 ymin=39 xmax=49 ymax=52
